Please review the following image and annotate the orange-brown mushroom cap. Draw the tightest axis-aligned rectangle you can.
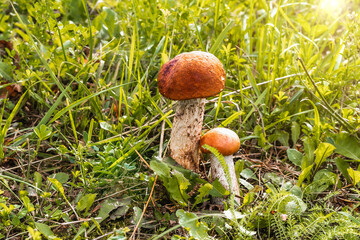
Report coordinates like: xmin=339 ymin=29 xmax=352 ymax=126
xmin=157 ymin=51 xmax=225 ymax=100
xmin=200 ymin=128 xmax=240 ymax=156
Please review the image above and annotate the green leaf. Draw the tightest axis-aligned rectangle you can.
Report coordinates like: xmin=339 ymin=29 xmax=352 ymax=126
xmin=254 ymin=125 xmax=266 ymax=147
xmin=209 ymin=178 xmax=229 ymax=197
xmin=110 ymin=198 xmax=131 ymax=220
xmin=74 ymin=198 xmax=125 ymax=239
xmin=167 ymin=171 xmax=190 ymax=206
xmin=34 ymin=172 xmax=42 ymax=190
xmin=297 ymin=164 xmax=314 ymax=186
xmin=287 ymin=149 xmax=303 ymax=167
xmin=50 ymin=172 xmax=69 ymax=184
xmin=307 ymin=169 xmax=337 ymax=194
xmin=150 ymin=160 xmax=170 ymax=178
xmin=35 ymin=222 xmax=56 ymax=239
xmin=333 ymin=133 xmax=360 ymax=160
xmin=313 ymin=169 xmax=337 ymax=184
xmin=34 ymin=125 xmax=52 ymax=141
xmin=291 ymin=122 xmax=300 ymax=146
xmin=48 ymin=178 xmax=66 ymax=200
xmin=241 ymin=192 xmax=255 ymax=207
xmin=264 ymin=173 xmax=283 ymax=186
xmin=133 ymin=206 xmax=143 ymax=230
xmin=234 ymin=160 xmax=244 ymax=182
xmin=27 ymin=226 xmax=42 ymax=240
xmin=99 ymin=121 xmax=115 ymax=133
xmin=303 ymin=136 xmax=315 ymax=162
xmin=335 ymin=157 xmax=351 ymax=182
xmin=277 ymin=194 xmax=307 ymax=215
xmin=314 ymin=142 xmax=335 ymax=169
xmin=77 ymin=193 xmax=97 ymax=213
xmin=0 ymin=61 xmax=13 ymax=81
xmin=21 ymin=195 xmax=35 ymax=212
xmin=193 ymin=183 xmax=213 ymax=208
xmin=240 ymin=168 xmax=258 ymax=180
xmin=275 ymin=130 xmax=289 ymax=146
xmin=347 ymin=168 xmax=360 ymax=186
xmin=176 ymin=209 xmax=211 ymax=240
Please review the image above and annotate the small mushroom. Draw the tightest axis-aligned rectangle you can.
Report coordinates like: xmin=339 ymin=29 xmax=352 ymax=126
xmin=200 ymin=128 xmax=241 ymax=204
xmin=158 ymin=51 xmax=225 ymax=171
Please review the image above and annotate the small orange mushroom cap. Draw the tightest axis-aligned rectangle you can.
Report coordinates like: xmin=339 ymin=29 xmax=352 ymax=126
xmin=157 ymin=51 xmax=225 ymax=100
xmin=200 ymin=128 xmax=240 ymax=156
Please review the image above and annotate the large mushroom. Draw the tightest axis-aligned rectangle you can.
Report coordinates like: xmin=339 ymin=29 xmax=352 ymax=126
xmin=200 ymin=128 xmax=241 ymax=204
xmin=157 ymin=51 xmax=225 ymax=171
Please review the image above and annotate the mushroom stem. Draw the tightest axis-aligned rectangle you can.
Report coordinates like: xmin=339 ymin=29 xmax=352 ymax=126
xmin=210 ymin=154 xmax=240 ymax=204
xmin=169 ymin=98 xmax=205 ymax=171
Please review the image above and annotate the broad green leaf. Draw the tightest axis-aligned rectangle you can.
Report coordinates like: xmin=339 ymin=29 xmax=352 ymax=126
xmin=99 ymin=121 xmax=115 ymax=133
xmin=77 ymin=193 xmax=97 ymax=213
xmin=209 ymin=178 xmax=229 ymax=197
xmin=307 ymin=170 xmax=337 ymax=194
xmin=110 ymin=197 xmax=131 ymax=220
xmin=167 ymin=171 xmax=190 ymax=206
xmin=291 ymin=121 xmax=300 ymax=146
xmin=277 ymin=194 xmax=307 ymax=215
xmin=335 ymin=157 xmax=351 ymax=182
xmin=287 ymin=149 xmax=303 ymax=166
xmin=313 ymin=169 xmax=337 ymax=184
xmin=240 ymin=168 xmax=258 ymax=180
xmin=193 ymin=183 xmax=213 ymax=208
xmin=0 ymin=61 xmax=13 ymax=81
xmin=314 ymin=142 xmax=335 ymax=168
xmin=303 ymin=136 xmax=315 ymax=162
xmin=333 ymin=133 xmax=360 ymax=160
xmin=275 ymin=130 xmax=289 ymax=146
xmin=264 ymin=173 xmax=283 ymax=186
xmin=347 ymin=168 xmax=360 ymax=186
xmin=35 ymin=222 xmax=57 ymax=239
xmin=150 ymin=160 xmax=170 ymax=178
xmin=50 ymin=172 xmax=69 ymax=184
xmin=73 ymin=198 xmax=125 ymax=239
xmin=297 ymin=164 xmax=314 ymax=186
xmin=290 ymin=185 xmax=303 ymax=198
xmin=176 ymin=210 xmax=211 ymax=240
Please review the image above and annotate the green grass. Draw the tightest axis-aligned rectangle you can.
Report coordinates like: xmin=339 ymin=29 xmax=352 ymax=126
xmin=1 ymin=0 xmax=360 ymax=239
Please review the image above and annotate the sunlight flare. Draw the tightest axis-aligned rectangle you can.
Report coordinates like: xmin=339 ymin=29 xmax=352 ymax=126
xmin=320 ymin=0 xmax=344 ymax=15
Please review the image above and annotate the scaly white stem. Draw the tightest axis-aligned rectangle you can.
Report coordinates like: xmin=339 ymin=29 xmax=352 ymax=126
xmin=169 ymin=98 xmax=205 ymax=171
xmin=210 ymin=154 xmax=240 ymax=204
